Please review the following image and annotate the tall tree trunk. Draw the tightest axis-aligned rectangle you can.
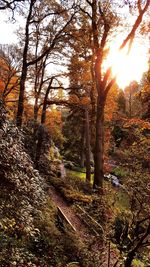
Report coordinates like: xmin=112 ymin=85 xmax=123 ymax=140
xmin=41 ymin=95 xmax=48 ymax=125
xmin=90 ymin=59 xmax=96 ymax=149
xmin=33 ymin=27 xmax=40 ymax=124
xmin=80 ymin=125 xmax=85 ymax=168
xmin=41 ymin=79 xmax=53 ymax=124
xmin=16 ymin=0 xmax=35 ymax=127
xmin=34 ymin=55 xmax=48 ymax=124
xmin=34 ymin=91 xmax=41 ymax=123
xmin=85 ymin=108 xmax=91 ymax=182
xmin=16 ymin=63 xmax=27 ymax=127
xmin=34 ymin=96 xmax=39 ymax=123
xmin=93 ymin=96 xmax=105 ymax=189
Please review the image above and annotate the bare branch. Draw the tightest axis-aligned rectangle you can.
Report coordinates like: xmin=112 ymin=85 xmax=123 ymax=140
xmin=128 ymin=222 xmax=150 ymax=258
xmin=0 ymin=0 xmax=24 ymax=10
xmin=102 ymin=67 xmax=112 ymax=88
xmin=120 ymin=0 xmax=149 ymax=50
xmin=98 ymin=2 xmax=110 ymax=48
xmin=137 ymin=0 xmax=142 ymax=12
xmin=30 ymin=10 xmax=66 ymax=24
xmin=104 ymin=76 xmax=116 ymax=97
xmin=79 ymin=5 xmax=92 ymax=19
xmin=85 ymin=0 xmax=92 ymax=7
xmin=27 ymin=13 xmax=76 ymax=67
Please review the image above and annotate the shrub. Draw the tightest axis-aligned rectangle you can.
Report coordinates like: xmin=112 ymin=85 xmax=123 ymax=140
xmin=50 ymin=177 xmax=92 ymax=204
xmin=0 ymin=102 xmax=47 ymax=265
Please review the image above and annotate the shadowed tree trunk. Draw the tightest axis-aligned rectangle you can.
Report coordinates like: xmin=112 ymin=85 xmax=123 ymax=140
xmin=90 ymin=63 xmax=96 ymax=149
xmin=16 ymin=0 xmax=36 ymax=127
xmin=34 ymin=95 xmax=39 ymax=123
xmin=91 ymin=0 xmax=110 ymax=189
xmin=93 ymin=97 xmax=105 ymax=188
xmin=85 ymin=108 xmax=91 ymax=182
xmin=41 ymin=78 xmax=53 ymax=124
xmin=80 ymin=125 xmax=85 ymax=168
xmin=34 ymin=55 xmax=48 ymax=124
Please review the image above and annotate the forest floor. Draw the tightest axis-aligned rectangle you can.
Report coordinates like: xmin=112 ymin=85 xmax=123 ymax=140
xmin=48 ymin=185 xmax=118 ymax=267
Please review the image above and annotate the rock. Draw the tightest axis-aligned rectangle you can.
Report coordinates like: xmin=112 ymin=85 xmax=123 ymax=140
xmin=104 ymin=173 xmax=112 ymax=181
xmin=111 ymin=175 xmax=121 ymax=187
xmin=111 ymin=179 xmax=120 ymax=187
xmin=104 ymin=173 xmax=121 ymax=187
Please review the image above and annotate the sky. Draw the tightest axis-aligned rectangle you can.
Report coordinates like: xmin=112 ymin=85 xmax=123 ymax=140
xmin=0 ymin=10 xmax=149 ymax=89
xmin=105 ymin=36 xmax=149 ymax=89
xmin=0 ymin=13 xmax=20 ymax=44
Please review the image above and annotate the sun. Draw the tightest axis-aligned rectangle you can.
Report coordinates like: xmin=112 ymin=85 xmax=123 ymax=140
xmin=105 ymin=42 xmax=149 ymax=89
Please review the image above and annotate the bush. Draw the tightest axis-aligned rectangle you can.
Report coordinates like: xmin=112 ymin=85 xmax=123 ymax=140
xmin=0 ymin=102 xmax=46 ymax=265
xmin=50 ymin=177 xmax=92 ymax=204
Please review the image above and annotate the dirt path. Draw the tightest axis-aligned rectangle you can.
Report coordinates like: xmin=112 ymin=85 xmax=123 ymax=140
xmin=49 ymin=186 xmax=117 ymax=267
xmin=48 ymin=185 xmax=91 ymax=239
xmin=48 ymin=185 xmax=118 ymax=266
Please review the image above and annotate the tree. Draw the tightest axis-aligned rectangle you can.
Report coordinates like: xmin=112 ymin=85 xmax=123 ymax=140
xmin=16 ymin=0 xmax=36 ymax=126
xmin=66 ymin=36 xmax=93 ymax=182
xmin=0 ymin=44 xmax=21 ymax=118
xmin=0 ymin=51 xmax=18 ymax=102
xmin=63 ymin=105 xmax=85 ymax=164
xmin=139 ymin=62 xmax=150 ymax=119
xmin=40 ymin=76 xmax=65 ymax=125
xmin=45 ymin=107 xmax=63 ymax=148
xmin=117 ymin=89 xmax=126 ymax=115
xmin=124 ymin=80 xmax=139 ymax=118
xmin=16 ymin=0 xmax=77 ymax=126
xmin=81 ymin=0 xmax=149 ymax=189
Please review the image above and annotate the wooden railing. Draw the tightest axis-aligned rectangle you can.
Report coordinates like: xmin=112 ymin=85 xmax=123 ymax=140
xmin=76 ymin=204 xmax=105 ymax=237
xmin=56 ymin=207 xmax=76 ymax=232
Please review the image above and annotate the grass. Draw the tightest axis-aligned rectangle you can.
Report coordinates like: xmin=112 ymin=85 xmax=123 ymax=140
xmin=66 ymin=169 xmax=94 ymax=183
xmin=66 ymin=169 xmax=86 ymax=180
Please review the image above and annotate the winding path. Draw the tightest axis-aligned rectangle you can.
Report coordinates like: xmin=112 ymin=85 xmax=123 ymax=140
xmin=48 ymin=185 xmax=91 ymax=239
xmin=48 ymin=185 xmax=119 ymax=267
